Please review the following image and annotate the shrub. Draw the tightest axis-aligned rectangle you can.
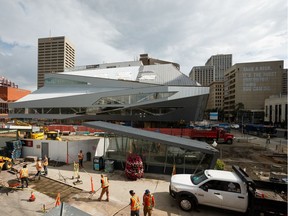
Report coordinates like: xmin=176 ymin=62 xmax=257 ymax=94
xmin=215 ymin=159 xmax=225 ymax=170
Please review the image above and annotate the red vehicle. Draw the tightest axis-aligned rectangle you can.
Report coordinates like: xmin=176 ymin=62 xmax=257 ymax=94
xmin=143 ymin=127 xmax=234 ymax=144
xmin=189 ymin=127 xmax=234 ymax=144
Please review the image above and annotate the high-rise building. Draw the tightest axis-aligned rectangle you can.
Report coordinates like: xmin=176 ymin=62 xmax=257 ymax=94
xmin=189 ymin=66 xmax=214 ymax=86
xmin=205 ymin=54 xmax=232 ymax=81
xmin=38 ymin=36 xmax=75 ymax=89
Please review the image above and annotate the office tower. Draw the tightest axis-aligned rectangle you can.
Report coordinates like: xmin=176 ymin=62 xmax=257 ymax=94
xmin=189 ymin=66 xmax=214 ymax=86
xmin=38 ymin=36 xmax=75 ymax=89
xmin=205 ymin=54 xmax=232 ymax=81
xmin=224 ymin=60 xmax=284 ymax=122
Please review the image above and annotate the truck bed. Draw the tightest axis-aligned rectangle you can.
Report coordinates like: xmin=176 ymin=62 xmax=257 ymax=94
xmin=248 ymin=180 xmax=287 ymax=216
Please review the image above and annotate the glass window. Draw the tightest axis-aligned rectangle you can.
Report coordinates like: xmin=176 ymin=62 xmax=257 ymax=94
xmin=203 ymin=180 xmax=241 ymax=193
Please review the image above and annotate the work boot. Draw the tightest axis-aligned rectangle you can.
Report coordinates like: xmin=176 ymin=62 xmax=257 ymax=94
xmin=105 ymin=198 xmax=109 ymax=202
xmin=97 ymin=198 xmax=101 ymax=201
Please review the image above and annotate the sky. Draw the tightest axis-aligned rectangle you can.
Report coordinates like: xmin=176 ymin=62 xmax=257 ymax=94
xmin=0 ymin=0 xmax=287 ymax=91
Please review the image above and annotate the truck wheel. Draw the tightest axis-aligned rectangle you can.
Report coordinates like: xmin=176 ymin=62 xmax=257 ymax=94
xmin=226 ymin=139 xmax=233 ymax=145
xmin=178 ymin=196 xmax=196 ymax=211
xmin=4 ymin=161 xmax=13 ymax=170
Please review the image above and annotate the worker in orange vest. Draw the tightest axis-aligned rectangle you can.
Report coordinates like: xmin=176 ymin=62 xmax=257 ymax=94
xmin=97 ymin=174 xmax=109 ymax=201
xmin=34 ymin=158 xmax=42 ymax=180
xmin=129 ymin=190 xmax=140 ymax=216
xmin=29 ymin=191 xmax=36 ymax=202
xmin=19 ymin=164 xmax=29 ymax=188
xmin=42 ymin=155 xmax=48 ymax=176
xmin=143 ymin=189 xmax=155 ymax=216
xmin=78 ymin=150 xmax=84 ymax=168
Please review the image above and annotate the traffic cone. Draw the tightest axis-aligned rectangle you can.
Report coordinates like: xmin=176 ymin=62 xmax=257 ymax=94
xmin=29 ymin=191 xmax=36 ymax=202
xmin=90 ymin=176 xmax=95 ymax=193
xmin=55 ymin=192 xmax=61 ymax=207
xmin=172 ymin=164 xmax=176 ymax=175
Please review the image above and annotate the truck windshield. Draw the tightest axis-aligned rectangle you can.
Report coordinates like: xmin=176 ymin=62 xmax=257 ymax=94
xmin=191 ymin=171 xmax=207 ymax=185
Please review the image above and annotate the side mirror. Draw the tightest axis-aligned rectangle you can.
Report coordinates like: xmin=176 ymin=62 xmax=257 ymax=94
xmin=201 ymin=185 xmax=208 ymax=192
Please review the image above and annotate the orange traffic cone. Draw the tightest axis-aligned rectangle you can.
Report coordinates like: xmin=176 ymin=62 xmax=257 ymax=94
xmin=172 ymin=164 xmax=176 ymax=175
xmin=55 ymin=192 xmax=61 ymax=207
xmin=29 ymin=191 xmax=36 ymax=202
xmin=90 ymin=176 xmax=95 ymax=193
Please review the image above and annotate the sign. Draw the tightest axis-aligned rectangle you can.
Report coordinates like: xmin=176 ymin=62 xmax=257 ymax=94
xmin=22 ymin=140 xmax=33 ymax=147
xmin=210 ymin=112 xmax=218 ymax=120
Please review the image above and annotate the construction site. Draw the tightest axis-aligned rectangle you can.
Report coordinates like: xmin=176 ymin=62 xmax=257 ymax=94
xmin=0 ymin=127 xmax=287 ymax=216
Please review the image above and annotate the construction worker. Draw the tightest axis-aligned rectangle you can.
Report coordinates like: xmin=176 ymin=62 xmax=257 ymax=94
xmin=143 ymin=189 xmax=155 ymax=216
xmin=19 ymin=164 xmax=29 ymax=188
xmin=29 ymin=191 xmax=36 ymax=202
xmin=97 ymin=174 xmax=109 ymax=201
xmin=266 ymin=134 xmax=271 ymax=144
xmin=42 ymin=155 xmax=48 ymax=176
xmin=78 ymin=150 xmax=84 ymax=168
xmin=34 ymin=158 xmax=42 ymax=180
xmin=129 ymin=190 xmax=140 ymax=216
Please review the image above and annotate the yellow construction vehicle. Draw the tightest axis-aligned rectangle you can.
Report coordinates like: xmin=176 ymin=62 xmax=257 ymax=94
xmin=46 ymin=131 xmax=62 ymax=141
xmin=25 ymin=131 xmax=45 ymax=140
xmin=0 ymin=156 xmax=13 ymax=172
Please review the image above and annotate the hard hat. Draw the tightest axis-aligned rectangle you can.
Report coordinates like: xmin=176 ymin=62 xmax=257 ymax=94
xmin=145 ymin=189 xmax=150 ymax=194
xmin=129 ymin=190 xmax=135 ymax=195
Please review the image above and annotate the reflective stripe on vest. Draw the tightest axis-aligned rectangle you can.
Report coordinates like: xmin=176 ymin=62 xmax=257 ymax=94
xmin=101 ymin=177 xmax=109 ymax=188
xmin=131 ymin=195 xmax=140 ymax=211
xmin=143 ymin=194 xmax=154 ymax=209
xmin=20 ymin=168 xmax=29 ymax=178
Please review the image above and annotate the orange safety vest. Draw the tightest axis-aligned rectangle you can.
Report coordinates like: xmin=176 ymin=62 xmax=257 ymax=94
xmin=36 ymin=161 xmax=42 ymax=171
xmin=130 ymin=195 xmax=140 ymax=211
xmin=78 ymin=153 xmax=83 ymax=160
xmin=43 ymin=158 xmax=48 ymax=166
xmin=101 ymin=177 xmax=109 ymax=188
xmin=143 ymin=194 xmax=155 ymax=209
xmin=20 ymin=168 xmax=29 ymax=178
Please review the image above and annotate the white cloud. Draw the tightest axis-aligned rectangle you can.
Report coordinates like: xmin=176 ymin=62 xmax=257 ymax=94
xmin=0 ymin=0 xmax=287 ymax=91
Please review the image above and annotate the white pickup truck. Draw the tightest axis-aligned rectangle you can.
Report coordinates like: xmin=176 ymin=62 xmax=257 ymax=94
xmin=169 ymin=166 xmax=287 ymax=215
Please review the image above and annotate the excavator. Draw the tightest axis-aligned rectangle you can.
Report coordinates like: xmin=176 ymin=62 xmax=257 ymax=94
xmin=46 ymin=131 xmax=62 ymax=141
xmin=0 ymin=156 xmax=13 ymax=172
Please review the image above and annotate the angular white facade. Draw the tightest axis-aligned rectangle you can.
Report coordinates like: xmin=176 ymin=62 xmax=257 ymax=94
xmin=9 ymin=62 xmax=209 ymax=125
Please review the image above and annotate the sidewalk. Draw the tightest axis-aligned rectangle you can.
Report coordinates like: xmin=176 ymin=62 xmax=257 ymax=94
xmin=5 ymin=162 xmax=241 ymax=216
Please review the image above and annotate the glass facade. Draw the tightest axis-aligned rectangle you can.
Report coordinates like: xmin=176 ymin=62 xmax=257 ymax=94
xmin=105 ymin=135 xmax=213 ymax=174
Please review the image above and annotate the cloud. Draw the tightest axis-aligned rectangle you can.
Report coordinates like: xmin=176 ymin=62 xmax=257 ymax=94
xmin=0 ymin=0 xmax=287 ymax=91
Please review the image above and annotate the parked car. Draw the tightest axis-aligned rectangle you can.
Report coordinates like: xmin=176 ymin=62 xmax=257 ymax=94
xmin=230 ymin=124 xmax=240 ymax=129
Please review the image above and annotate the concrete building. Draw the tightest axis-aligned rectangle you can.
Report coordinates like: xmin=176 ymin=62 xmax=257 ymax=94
xmin=205 ymin=54 xmax=232 ymax=82
xmin=206 ymin=81 xmax=224 ymax=110
xmin=282 ymin=69 xmax=287 ymax=95
xmin=264 ymin=94 xmax=287 ymax=126
xmin=224 ymin=60 xmax=284 ymax=122
xmin=38 ymin=36 xmax=75 ymax=89
xmin=9 ymin=62 xmax=208 ymax=127
xmin=189 ymin=66 xmax=214 ymax=86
